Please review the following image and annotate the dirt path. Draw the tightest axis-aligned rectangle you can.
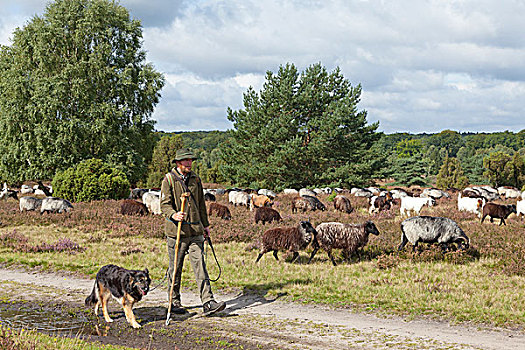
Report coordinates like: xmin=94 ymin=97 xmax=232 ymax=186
xmin=1 ymin=266 xmax=524 ymax=350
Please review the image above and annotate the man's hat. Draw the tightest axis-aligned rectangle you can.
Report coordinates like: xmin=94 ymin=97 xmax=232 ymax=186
xmin=174 ymin=148 xmax=197 ymax=161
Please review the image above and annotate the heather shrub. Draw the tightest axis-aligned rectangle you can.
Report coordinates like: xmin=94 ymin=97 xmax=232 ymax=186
xmin=52 ymin=158 xmax=130 ymax=202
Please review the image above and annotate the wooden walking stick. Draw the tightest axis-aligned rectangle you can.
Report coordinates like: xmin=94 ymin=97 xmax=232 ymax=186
xmin=166 ymin=192 xmax=190 ymax=326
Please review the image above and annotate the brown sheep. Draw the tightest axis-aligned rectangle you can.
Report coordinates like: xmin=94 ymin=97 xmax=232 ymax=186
xmin=481 ymin=203 xmax=517 ymax=226
xmin=368 ymin=193 xmax=393 ymax=214
xmin=254 ymin=207 xmax=282 ymax=225
xmin=333 ymin=195 xmax=353 ymax=213
xmin=291 ymin=197 xmax=315 ymax=213
xmin=250 ymin=194 xmax=272 ymax=211
xmin=120 ymin=199 xmax=149 ymax=216
xmin=255 ymin=221 xmax=318 ymax=263
xmin=309 ymin=221 xmax=380 ymax=266
xmin=208 ymin=202 xmax=232 ymax=220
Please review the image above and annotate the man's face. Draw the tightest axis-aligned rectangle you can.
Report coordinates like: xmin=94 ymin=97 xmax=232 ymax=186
xmin=176 ymin=158 xmax=193 ymax=174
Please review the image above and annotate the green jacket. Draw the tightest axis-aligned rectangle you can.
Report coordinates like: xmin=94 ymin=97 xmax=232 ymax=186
xmin=160 ymin=168 xmax=209 ymax=238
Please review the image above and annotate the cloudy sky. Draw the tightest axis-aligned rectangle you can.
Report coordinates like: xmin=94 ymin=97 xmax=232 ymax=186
xmin=1 ymin=0 xmax=524 ymax=134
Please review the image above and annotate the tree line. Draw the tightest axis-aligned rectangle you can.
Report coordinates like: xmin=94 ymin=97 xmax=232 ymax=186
xmin=155 ymin=129 xmax=525 ymax=191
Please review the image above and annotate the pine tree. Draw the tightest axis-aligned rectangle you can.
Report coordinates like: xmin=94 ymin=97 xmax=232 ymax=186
xmin=219 ymin=63 xmax=381 ymax=190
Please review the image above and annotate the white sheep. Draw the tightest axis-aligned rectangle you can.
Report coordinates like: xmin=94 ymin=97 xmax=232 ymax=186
xmin=309 ymin=221 xmax=380 ymax=266
xmin=228 ymin=190 xmax=251 ymax=208
xmin=400 ymin=196 xmax=435 ymax=217
xmin=258 ymin=189 xmax=277 ymax=198
xmin=19 ymin=196 xmax=43 ymax=212
xmin=283 ymin=188 xmax=299 ymax=195
xmin=457 ymin=193 xmax=485 ymax=217
xmin=299 ymin=188 xmax=317 ymax=197
xmin=142 ymin=192 xmax=161 ymax=215
xmin=41 ymin=197 xmax=73 ymax=214
xmin=517 ymin=198 xmax=525 ymax=218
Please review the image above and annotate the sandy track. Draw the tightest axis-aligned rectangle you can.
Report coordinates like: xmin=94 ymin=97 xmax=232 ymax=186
xmin=1 ymin=266 xmax=524 ymax=350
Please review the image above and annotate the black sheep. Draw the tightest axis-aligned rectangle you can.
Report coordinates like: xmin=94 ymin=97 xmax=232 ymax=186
xmin=481 ymin=203 xmax=516 ymax=226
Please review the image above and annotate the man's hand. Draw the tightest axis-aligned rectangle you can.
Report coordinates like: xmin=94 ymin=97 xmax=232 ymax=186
xmin=203 ymin=226 xmax=210 ymax=239
xmin=172 ymin=211 xmax=185 ymax=222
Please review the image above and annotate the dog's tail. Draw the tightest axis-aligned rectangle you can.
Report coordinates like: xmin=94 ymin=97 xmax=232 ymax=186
xmin=85 ymin=282 xmax=98 ymax=307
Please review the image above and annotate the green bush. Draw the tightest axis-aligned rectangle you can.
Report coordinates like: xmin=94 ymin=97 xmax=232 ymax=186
xmin=52 ymin=159 xmax=130 ymax=202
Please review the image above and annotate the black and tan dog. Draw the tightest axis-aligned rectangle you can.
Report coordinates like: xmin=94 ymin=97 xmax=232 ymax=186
xmin=85 ymin=264 xmax=150 ymax=328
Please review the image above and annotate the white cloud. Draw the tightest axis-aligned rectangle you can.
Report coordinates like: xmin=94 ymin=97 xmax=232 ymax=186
xmin=0 ymin=0 xmax=524 ymax=133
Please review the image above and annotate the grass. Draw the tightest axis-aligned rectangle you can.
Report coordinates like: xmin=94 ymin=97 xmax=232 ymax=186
xmin=1 ymin=191 xmax=525 ymax=329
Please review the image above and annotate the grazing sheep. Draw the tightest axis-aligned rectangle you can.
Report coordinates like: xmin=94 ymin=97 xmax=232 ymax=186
xmin=19 ymin=196 xmax=43 ymax=212
xmin=457 ymin=193 xmax=485 ymax=217
xmin=228 ymin=190 xmax=251 ymax=208
xmin=517 ymin=198 xmax=525 ymax=218
xmin=481 ymin=203 xmax=517 ymax=226
xmin=0 ymin=184 xmax=18 ymax=200
xmin=302 ymin=195 xmax=326 ymax=211
xmin=399 ymin=216 xmax=469 ymax=252
xmin=299 ymin=188 xmax=317 ymax=197
xmin=258 ymin=189 xmax=277 ymax=198
xmin=255 ymin=221 xmax=318 ymax=263
xmin=390 ymin=189 xmax=408 ymax=199
xmin=20 ymin=185 xmax=34 ymax=195
xmin=400 ymin=196 xmax=435 ymax=217
xmin=465 ymin=186 xmax=500 ymax=201
xmin=204 ymin=192 xmax=216 ymax=201
xmin=129 ymin=188 xmax=149 ymax=200
xmin=208 ymin=202 xmax=232 ymax=220
xmin=254 ymin=207 xmax=282 ymax=225
xmin=291 ymin=197 xmax=315 ymax=213
xmin=333 ymin=195 xmax=353 ymax=214
xmin=497 ymin=186 xmax=521 ymax=199
xmin=142 ymin=192 xmax=161 ymax=215
xmin=421 ymin=188 xmax=450 ymax=199
xmin=36 ymin=181 xmax=52 ymax=196
xmin=352 ymin=188 xmax=373 ymax=198
xmin=283 ymin=188 xmax=299 ymax=195
xmin=309 ymin=221 xmax=380 ymax=266
xmin=250 ymin=194 xmax=273 ymax=211
xmin=40 ymin=197 xmax=73 ymax=214
xmin=120 ymin=199 xmax=149 ymax=216
xmin=369 ymin=193 xmax=393 ymax=214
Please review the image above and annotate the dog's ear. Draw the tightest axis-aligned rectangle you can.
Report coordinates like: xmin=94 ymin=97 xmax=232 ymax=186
xmin=144 ymin=268 xmax=149 ymax=275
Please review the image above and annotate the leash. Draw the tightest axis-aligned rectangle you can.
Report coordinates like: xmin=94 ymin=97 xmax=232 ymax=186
xmin=148 ymin=267 xmax=169 ymax=292
xmin=205 ymin=236 xmax=221 ymax=282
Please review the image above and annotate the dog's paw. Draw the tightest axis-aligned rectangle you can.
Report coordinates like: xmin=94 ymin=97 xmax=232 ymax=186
xmin=105 ymin=317 xmax=114 ymax=323
xmin=131 ymin=322 xmax=141 ymax=329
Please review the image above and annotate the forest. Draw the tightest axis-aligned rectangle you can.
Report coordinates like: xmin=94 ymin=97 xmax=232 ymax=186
xmin=160 ymin=129 xmax=525 ymax=191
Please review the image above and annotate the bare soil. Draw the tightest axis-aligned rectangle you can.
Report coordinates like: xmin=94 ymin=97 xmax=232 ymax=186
xmin=1 ymin=266 xmax=525 ymax=350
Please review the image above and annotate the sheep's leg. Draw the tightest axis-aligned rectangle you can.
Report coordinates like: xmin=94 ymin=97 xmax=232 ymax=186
xmin=398 ymin=233 xmax=409 ymax=251
xmin=290 ymin=251 xmax=299 ymax=263
xmin=307 ymin=245 xmax=319 ymax=264
xmin=327 ymin=250 xmax=337 ymax=266
xmin=272 ymin=250 xmax=279 ymax=260
xmin=500 ymin=218 xmax=505 ymax=226
xmin=255 ymin=252 xmax=265 ymax=263
xmin=480 ymin=214 xmax=486 ymax=223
